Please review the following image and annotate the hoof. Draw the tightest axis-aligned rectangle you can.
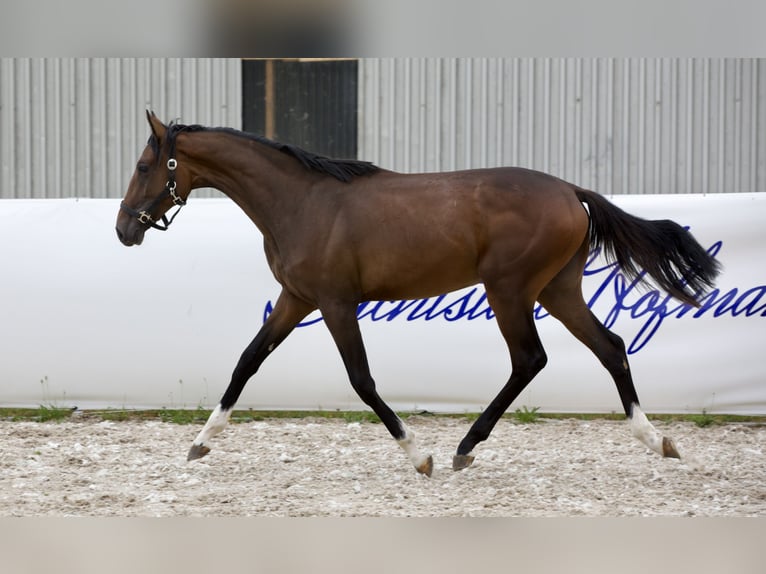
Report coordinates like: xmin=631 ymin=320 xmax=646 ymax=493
xmin=416 ymin=456 xmax=434 ymax=477
xmin=187 ymin=443 xmax=211 ymax=461
xmin=452 ymin=454 xmax=475 ymax=471
xmin=662 ymin=437 xmax=681 ymax=459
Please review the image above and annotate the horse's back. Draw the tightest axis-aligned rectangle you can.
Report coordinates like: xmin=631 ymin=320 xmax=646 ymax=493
xmin=320 ymin=166 xmax=590 ymax=301
xmin=365 ymin=166 xmax=585 ymax=208
xmin=364 ymin=166 xmax=589 ymax=250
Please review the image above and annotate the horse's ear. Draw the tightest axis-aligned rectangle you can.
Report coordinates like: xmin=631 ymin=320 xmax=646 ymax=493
xmin=146 ymin=110 xmax=166 ymax=142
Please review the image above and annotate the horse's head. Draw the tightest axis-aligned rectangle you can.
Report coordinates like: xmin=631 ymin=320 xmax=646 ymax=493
xmin=116 ymin=111 xmax=192 ymax=246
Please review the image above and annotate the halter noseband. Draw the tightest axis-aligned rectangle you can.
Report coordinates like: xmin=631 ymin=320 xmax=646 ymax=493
xmin=120 ymin=154 xmax=187 ymax=232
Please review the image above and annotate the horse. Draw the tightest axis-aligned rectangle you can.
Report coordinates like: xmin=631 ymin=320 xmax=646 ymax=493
xmin=116 ymin=111 xmax=720 ymax=477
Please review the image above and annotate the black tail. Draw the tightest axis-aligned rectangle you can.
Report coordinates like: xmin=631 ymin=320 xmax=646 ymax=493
xmin=574 ymin=188 xmax=721 ymax=308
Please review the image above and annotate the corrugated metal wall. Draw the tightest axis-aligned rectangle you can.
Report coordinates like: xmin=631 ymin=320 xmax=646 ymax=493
xmin=2 ymin=58 xmax=764 ymax=199
xmin=0 ymin=58 xmax=241 ymax=199
xmin=359 ymin=58 xmax=766 ymax=194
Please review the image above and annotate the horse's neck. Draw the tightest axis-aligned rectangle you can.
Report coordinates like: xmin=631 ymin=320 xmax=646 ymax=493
xmin=185 ymin=134 xmax=311 ymax=234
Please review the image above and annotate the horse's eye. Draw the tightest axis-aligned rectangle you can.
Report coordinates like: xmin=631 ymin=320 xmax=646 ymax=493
xmin=137 ymin=163 xmax=149 ymax=174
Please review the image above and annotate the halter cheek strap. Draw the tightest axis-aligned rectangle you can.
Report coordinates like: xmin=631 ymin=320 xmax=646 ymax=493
xmin=120 ymin=157 xmax=187 ymax=231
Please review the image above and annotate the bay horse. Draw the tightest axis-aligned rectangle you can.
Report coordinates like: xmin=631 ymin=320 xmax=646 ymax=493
xmin=116 ymin=111 xmax=720 ymax=476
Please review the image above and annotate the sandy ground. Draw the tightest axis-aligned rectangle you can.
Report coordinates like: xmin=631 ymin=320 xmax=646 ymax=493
xmin=1 ymin=416 xmax=764 ymax=517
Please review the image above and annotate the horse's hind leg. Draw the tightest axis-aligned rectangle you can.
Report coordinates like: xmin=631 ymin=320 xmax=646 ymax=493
xmin=320 ymin=301 xmax=433 ymax=476
xmin=537 ymin=247 xmax=681 ymax=460
xmin=187 ymin=290 xmax=314 ymax=461
xmin=453 ymin=284 xmax=548 ymax=471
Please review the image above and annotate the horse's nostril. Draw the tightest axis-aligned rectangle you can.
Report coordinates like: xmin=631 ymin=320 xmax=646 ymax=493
xmin=116 ymin=226 xmax=134 ymax=246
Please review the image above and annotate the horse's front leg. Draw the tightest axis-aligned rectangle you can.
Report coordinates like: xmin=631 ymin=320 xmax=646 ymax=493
xmin=320 ymin=301 xmax=433 ymax=477
xmin=187 ymin=290 xmax=314 ymax=461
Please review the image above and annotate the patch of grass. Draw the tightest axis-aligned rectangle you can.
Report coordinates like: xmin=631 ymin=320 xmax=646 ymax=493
xmin=97 ymin=409 xmax=134 ymax=422
xmin=36 ymin=404 xmax=74 ymax=422
xmin=514 ymin=405 xmax=542 ymax=423
xmin=461 ymin=412 xmax=481 ymax=422
xmin=341 ymin=411 xmax=381 ymax=424
xmin=1 ymin=408 xmax=43 ymax=421
xmin=158 ymin=406 xmax=210 ymax=425
xmin=0 ymin=407 xmax=764 ymax=426
xmin=34 ymin=375 xmax=73 ymax=421
xmin=689 ymin=410 xmax=716 ymax=428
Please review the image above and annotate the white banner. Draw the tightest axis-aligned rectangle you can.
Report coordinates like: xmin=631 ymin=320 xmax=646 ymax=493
xmin=1 ymin=195 xmax=764 ymax=414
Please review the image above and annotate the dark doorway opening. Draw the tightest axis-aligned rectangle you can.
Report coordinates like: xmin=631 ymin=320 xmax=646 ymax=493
xmin=242 ymin=59 xmax=359 ymax=159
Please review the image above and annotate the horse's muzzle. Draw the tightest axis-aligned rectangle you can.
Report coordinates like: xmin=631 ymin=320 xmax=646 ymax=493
xmin=115 ymin=223 xmax=144 ymax=246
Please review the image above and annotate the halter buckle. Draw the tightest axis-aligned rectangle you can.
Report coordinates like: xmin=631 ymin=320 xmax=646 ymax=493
xmin=167 ymin=158 xmax=177 ymax=171
xmin=169 ymin=186 xmax=185 ymax=206
xmin=137 ymin=211 xmax=155 ymax=224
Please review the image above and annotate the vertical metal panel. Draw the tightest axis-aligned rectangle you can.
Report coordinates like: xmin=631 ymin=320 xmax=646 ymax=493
xmin=3 ymin=58 xmax=765 ymax=199
xmin=0 ymin=58 xmax=241 ymax=199
xmin=358 ymin=58 xmax=766 ymax=194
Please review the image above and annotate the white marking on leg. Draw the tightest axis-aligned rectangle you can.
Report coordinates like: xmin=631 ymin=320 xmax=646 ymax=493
xmin=397 ymin=422 xmax=431 ymax=473
xmin=629 ymin=404 xmax=680 ymax=458
xmin=192 ymin=404 xmax=232 ymax=449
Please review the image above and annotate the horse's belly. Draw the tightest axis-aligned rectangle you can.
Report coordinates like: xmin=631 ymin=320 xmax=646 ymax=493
xmin=359 ymin=253 xmax=480 ymax=301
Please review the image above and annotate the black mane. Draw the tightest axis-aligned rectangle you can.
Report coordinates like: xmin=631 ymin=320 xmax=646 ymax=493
xmin=158 ymin=122 xmax=379 ymax=183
